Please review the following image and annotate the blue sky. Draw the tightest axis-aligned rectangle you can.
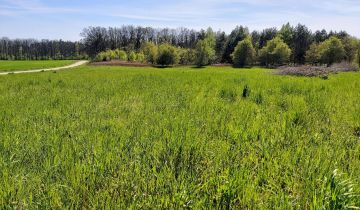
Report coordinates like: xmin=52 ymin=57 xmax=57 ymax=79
xmin=0 ymin=0 xmax=359 ymax=41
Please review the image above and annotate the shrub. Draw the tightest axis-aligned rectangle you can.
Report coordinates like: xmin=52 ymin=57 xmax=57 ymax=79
xmin=128 ymin=51 xmax=137 ymax=62
xmin=179 ymin=48 xmax=196 ymax=65
xmin=114 ymin=49 xmax=128 ymax=61
xmin=95 ymin=51 xmax=109 ymax=62
xmin=141 ymin=42 xmax=158 ymax=64
xmin=242 ymin=85 xmax=251 ymax=98
xmin=259 ymin=37 xmax=291 ymax=66
xmin=136 ymin=52 xmax=145 ymax=63
xmin=231 ymin=37 xmax=256 ymax=67
xmin=156 ymin=44 xmax=179 ymax=66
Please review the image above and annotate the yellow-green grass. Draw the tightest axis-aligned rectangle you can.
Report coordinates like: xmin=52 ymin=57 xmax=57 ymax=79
xmin=0 ymin=60 xmax=77 ymax=72
xmin=0 ymin=66 xmax=359 ymax=209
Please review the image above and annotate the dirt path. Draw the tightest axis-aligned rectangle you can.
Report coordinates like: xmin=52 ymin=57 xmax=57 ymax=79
xmin=0 ymin=60 xmax=89 ymax=75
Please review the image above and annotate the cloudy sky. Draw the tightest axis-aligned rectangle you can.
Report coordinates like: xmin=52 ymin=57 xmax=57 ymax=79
xmin=0 ymin=0 xmax=359 ymax=41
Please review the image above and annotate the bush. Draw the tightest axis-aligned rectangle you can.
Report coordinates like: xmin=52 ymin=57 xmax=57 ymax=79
xmin=231 ymin=37 xmax=256 ymax=67
xmin=156 ymin=44 xmax=179 ymax=66
xmin=136 ymin=52 xmax=145 ymax=63
xmin=141 ymin=42 xmax=158 ymax=64
xmin=179 ymin=48 xmax=196 ymax=65
xmin=95 ymin=51 xmax=110 ymax=62
xmin=114 ymin=49 xmax=128 ymax=61
xmin=259 ymin=37 xmax=291 ymax=66
xmin=128 ymin=51 xmax=137 ymax=62
xmin=94 ymin=49 xmax=123 ymax=62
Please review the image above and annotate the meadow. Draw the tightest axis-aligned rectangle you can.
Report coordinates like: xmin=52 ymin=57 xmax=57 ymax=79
xmin=0 ymin=60 xmax=77 ymax=72
xmin=0 ymin=65 xmax=359 ymax=209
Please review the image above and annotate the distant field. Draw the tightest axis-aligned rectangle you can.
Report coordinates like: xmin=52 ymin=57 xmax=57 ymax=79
xmin=0 ymin=66 xmax=359 ymax=209
xmin=0 ymin=60 xmax=77 ymax=72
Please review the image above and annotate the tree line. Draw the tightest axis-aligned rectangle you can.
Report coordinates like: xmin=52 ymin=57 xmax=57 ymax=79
xmin=86 ymin=23 xmax=359 ymax=67
xmin=1 ymin=23 xmax=359 ymax=68
xmin=0 ymin=38 xmax=87 ymax=60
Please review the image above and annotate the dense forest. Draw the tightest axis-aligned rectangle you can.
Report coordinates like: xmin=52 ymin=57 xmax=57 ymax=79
xmin=1 ymin=23 xmax=359 ymax=67
xmin=0 ymin=38 xmax=86 ymax=60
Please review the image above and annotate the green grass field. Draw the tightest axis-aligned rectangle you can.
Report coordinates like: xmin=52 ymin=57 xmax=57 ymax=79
xmin=0 ymin=60 xmax=77 ymax=72
xmin=0 ymin=66 xmax=359 ymax=209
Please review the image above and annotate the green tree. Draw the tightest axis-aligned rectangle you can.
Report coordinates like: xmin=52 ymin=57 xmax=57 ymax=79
xmin=195 ymin=40 xmax=215 ymax=67
xmin=341 ymin=37 xmax=358 ymax=62
xmin=231 ymin=37 xmax=256 ymax=67
xmin=222 ymin=26 xmax=249 ymax=63
xmin=318 ymin=36 xmax=346 ymax=65
xmin=278 ymin=23 xmax=294 ymax=47
xmin=156 ymin=44 xmax=179 ymax=66
xmin=305 ymin=43 xmax=321 ymax=65
xmin=179 ymin=48 xmax=196 ymax=65
xmin=141 ymin=42 xmax=158 ymax=64
xmin=259 ymin=37 xmax=291 ymax=66
xmin=195 ymin=29 xmax=216 ymax=67
xmin=293 ymin=24 xmax=312 ymax=64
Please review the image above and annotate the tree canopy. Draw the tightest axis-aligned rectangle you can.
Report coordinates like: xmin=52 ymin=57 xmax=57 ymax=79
xmin=259 ymin=37 xmax=291 ymax=66
xmin=231 ymin=37 xmax=256 ymax=67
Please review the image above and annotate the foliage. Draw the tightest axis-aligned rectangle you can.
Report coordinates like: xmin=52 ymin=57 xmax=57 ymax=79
xmin=293 ymin=24 xmax=313 ymax=64
xmin=259 ymin=27 xmax=278 ymax=49
xmin=318 ymin=36 xmax=346 ymax=66
xmin=195 ymin=40 xmax=215 ymax=67
xmin=179 ymin=48 xmax=196 ymax=65
xmin=141 ymin=42 xmax=158 ymax=64
xmin=278 ymin=23 xmax=295 ymax=47
xmin=136 ymin=52 xmax=145 ymax=63
xmin=222 ymin=26 xmax=249 ymax=63
xmin=114 ymin=49 xmax=128 ymax=61
xmin=128 ymin=51 xmax=137 ymax=62
xmin=156 ymin=44 xmax=180 ymax=66
xmin=341 ymin=37 xmax=358 ymax=62
xmin=306 ymin=43 xmax=321 ymax=64
xmin=231 ymin=37 xmax=256 ymax=67
xmin=259 ymin=37 xmax=291 ymax=66
xmin=215 ymin=31 xmax=227 ymax=63
xmin=195 ymin=29 xmax=216 ymax=67
xmin=0 ymin=38 xmax=85 ymax=60
xmin=311 ymin=170 xmax=360 ymax=209
xmin=81 ymin=26 xmax=109 ymax=58
xmin=1 ymin=65 xmax=360 ymax=209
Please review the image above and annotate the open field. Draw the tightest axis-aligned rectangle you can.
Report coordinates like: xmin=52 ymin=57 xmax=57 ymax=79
xmin=0 ymin=60 xmax=77 ymax=72
xmin=0 ymin=66 xmax=360 ymax=209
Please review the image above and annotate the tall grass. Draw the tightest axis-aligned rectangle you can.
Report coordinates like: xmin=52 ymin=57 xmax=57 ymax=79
xmin=0 ymin=60 xmax=77 ymax=72
xmin=0 ymin=66 xmax=359 ymax=209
